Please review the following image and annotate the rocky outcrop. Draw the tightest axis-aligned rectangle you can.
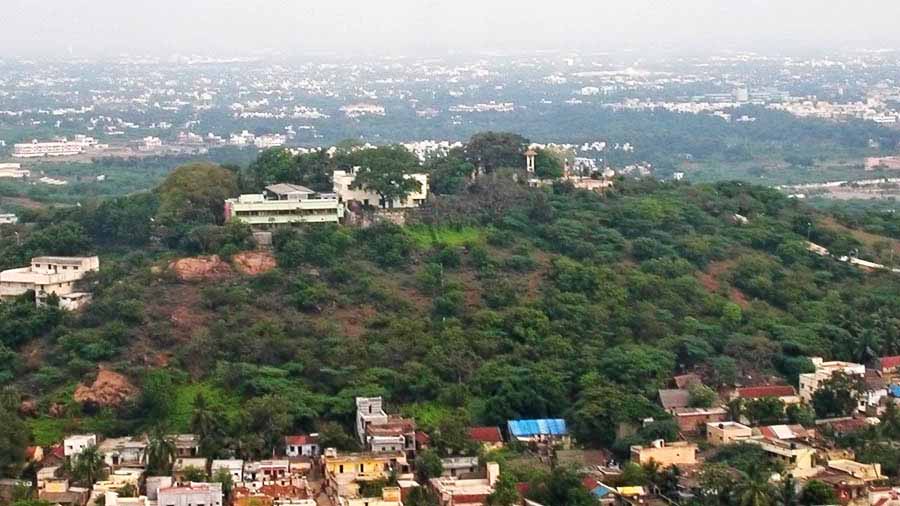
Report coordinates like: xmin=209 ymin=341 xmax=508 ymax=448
xmin=232 ymin=251 xmax=277 ymax=275
xmin=73 ymin=369 xmax=138 ymax=408
xmin=169 ymin=255 xmax=233 ymax=281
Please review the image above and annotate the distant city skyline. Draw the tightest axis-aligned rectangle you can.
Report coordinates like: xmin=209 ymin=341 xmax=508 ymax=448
xmin=3 ymin=0 xmax=900 ymax=58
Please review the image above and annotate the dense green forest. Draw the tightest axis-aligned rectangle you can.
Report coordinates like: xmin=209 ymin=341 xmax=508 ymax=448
xmin=2 ymin=134 xmax=900 ymax=503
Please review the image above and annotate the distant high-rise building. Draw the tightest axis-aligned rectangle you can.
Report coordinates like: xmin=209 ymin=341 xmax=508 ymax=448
xmin=734 ymin=86 xmax=750 ymax=103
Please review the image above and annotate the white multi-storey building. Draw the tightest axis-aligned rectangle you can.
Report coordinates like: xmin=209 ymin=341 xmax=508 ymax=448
xmin=333 ymin=169 xmax=428 ymax=209
xmin=224 ymin=184 xmax=344 ymax=226
xmin=64 ymin=434 xmax=98 ymax=457
xmin=0 ymin=256 xmax=100 ymax=308
xmin=799 ymin=357 xmax=866 ymax=403
xmin=13 ymin=135 xmax=98 ymax=158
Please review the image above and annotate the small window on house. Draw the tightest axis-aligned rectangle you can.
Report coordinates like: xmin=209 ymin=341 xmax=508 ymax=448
xmin=339 ymin=465 xmax=344 ymax=473
xmin=359 ymin=464 xmax=364 ymax=472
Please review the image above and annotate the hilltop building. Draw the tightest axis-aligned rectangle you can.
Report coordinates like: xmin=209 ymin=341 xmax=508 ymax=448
xmin=333 ymin=169 xmax=428 ymax=209
xmin=0 ymin=256 xmax=99 ymax=309
xmin=225 ymin=184 xmax=344 ymax=226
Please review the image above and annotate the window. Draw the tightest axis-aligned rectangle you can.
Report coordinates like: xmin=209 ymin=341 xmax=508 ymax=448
xmin=359 ymin=464 xmax=364 ymax=472
xmin=339 ymin=465 xmax=344 ymax=473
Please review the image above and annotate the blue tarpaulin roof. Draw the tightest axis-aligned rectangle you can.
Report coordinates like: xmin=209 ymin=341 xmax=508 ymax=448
xmin=592 ymin=486 xmax=612 ymax=498
xmin=507 ymin=419 xmax=568 ymax=437
xmin=890 ymin=385 xmax=900 ymax=398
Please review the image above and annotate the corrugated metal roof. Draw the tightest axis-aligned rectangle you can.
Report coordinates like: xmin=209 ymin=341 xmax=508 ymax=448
xmin=507 ymin=419 xmax=568 ymax=437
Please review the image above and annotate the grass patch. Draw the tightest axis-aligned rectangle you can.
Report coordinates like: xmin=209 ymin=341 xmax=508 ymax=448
xmin=29 ymin=418 xmax=70 ymax=446
xmin=400 ymin=402 xmax=454 ymax=432
xmin=406 ymin=226 xmax=485 ymax=249
xmin=166 ymin=382 xmax=243 ymax=432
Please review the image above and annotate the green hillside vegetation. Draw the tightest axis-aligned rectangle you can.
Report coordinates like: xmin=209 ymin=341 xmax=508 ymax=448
xmin=1 ymin=134 xmax=900 ymax=492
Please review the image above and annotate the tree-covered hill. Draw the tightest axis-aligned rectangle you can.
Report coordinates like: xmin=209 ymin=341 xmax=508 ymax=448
xmin=1 ymin=142 xmax=900 ymax=479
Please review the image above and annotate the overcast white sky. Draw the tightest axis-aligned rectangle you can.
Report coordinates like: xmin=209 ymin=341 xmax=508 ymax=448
xmin=3 ymin=0 xmax=900 ymax=58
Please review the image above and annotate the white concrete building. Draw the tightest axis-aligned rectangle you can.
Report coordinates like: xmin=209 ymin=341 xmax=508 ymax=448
xmin=210 ymin=459 xmax=243 ymax=483
xmin=158 ymin=483 xmax=223 ymax=506
xmin=13 ymin=136 xmax=97 ymax=158
xmin=0 ymin=213 xmax=17 ymax=224
xmin=224 ymin=184 xmax=344 ymax=226
xmin=64 ymin=434 xmax=97 ymax=457
xmin=356 ymin=397 xmax=388 ymax=443
xmin=333 ymin=169 xmax=428 ymax=209
xmin=799 ymin=357 xmax=866 ymax=403
xmin=0 ymin=163 xmax=30 ymax=178
xmin=0 ymin=256 xmax=99 ymax=308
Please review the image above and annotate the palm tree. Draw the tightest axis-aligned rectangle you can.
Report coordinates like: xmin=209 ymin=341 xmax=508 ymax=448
xmin=72 ymin=445 xmax=105 ymax=486
xmin=736 ymin=464 xmax=775 ymax=506
xmin=776 ymin=473 xmax=798 ymax=506
xmin=147 ymin=429 xmax=176 ymax=475
xmin=190 ymin=394 xmax=223 ymax=457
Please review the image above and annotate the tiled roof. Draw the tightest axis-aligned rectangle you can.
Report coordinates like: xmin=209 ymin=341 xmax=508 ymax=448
xmin=468 ymin=427 xmax=503 ymax=443
xmin=658 ymin=389 xmax=690 ymax=409
xmin=735 ymin=385 xmax=796 ymax=398
xmin=284 ymin=435 xmax=316 ymax=446
xmin=879 ymin=356 xmax=900 ymax=370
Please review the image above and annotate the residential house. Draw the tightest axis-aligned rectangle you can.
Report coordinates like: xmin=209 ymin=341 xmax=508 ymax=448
xmin=333 ymin=169 xmax=429 ymax=209
xmin=0 ymin=257 xmax=99 ymax=308
xmin=63 ymin=434 xmax=97 ymax=458
xmin=506 ymin=419 xmax=570 ymax=447
xmin=158 ymin=483 xmax=223 ymax=506
xmin=145 ymin=476 xmax=174 ymax=501
xmin=322 ymin=449 xmax=407 ymax=500
xmin=170 ymin=435 xmax=200 ymax=458
xmin=430 ymin=462 xmax=499 ymax=506
xmin=244 ymin=460 xmax=291 ymax=484
xmin=799 ymin=358 xmax=865 ymax=404
xmin=630 ymin=440 xmax=698 ymax=467
xmin=340 ymin=486 xmax=403 ymax=506
xmin=658 ymin=389 xmax=691 ymax=413
xmin=38 ymin=478 xmax=90 ymax=506
xmin=210 ymin=459 xmax=243 ymax=482
xmin=818 ymin=461 xmax=886 ymax=504
xmin=468 ymin=427 xmax=504 ymax=451
xmin=285 ymin=435 xmax=319 ymax=458
xmin=0 ymin=213 xmax=17 ymax=225
xmin=756 ymin=424 xmax=814 ymax=441
xmin=355 ymin=397 xmax=417 ymax=462
xmin=98 ymin=436 xmax=147 ymax=469
xmin=224 ymin=184 xmax=344 ymax=226
xmin=672 ymin=407 xmax=728 ymax=433
xmin=706 ymin=422 xmax=753 ymax=446
xmin=748 ymin=439 xmax=816 ymax=478
xmin=173 ymin=458 xmax=208 ymax=483
xmin=867 ymin=487 xmax=900 ymax=506
xmin=93 ymin=469 xmax=143 ymax=496
xmin=875 ymin=356 xmax=900 ymax=383
xmin=732 ymin=385 xmax=801 ymax=406
xmin=440 ymin=456 xmax=480 ymax=478
xmin=104 ymin=491 xmax=150 ymax=506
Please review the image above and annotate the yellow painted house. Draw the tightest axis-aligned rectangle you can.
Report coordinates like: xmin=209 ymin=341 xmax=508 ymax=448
xmin=323 ymin=450 xmax=407 ymax=499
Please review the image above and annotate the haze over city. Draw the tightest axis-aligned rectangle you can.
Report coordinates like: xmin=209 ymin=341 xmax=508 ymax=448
xmin=5 ymin=0 xmax=900 ymax=57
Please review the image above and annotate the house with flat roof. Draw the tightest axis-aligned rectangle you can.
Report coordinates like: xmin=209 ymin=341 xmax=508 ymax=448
xmin=430 ymin=462 xmax=499 ymax=506
xmin=158 ymin=482 xmax=223 ymax=506
xmin=799 ymin=358 xmax=866 ymax=409
xmin=355 ymin=397 xmax=418 ymax=462
xmin=225 ymin=184 xmax=344 ymax=226
xmin=672 ymin=407 xmax=728 ymax=433
xmin=0 ymin=256 xmax=99 ymax=308
xmin=706 ymin=422 xmax=753 ymax=446
xmin=630 ymin=440 xmax=698 ymax=467
xmin=64 ymin=434 xmax=98 ymax=457
xmin=322 ymin=449 xmax=408 ymax=500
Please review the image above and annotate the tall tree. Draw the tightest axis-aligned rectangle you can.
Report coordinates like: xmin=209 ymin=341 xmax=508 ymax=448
xmin=0 ymin=405 xmax=29 ymax=478
xmin=463 ymin=132 xmax=529 ymax=173
xmin=349 ymin=146 xmax=422 ymax=207
xmin=146 ymin=429 xmax=176 ymax=476
xmin=70 ymin=446 xmax=105 ymax=486
xmin=156 ymin=163 xmax=238 ymax=226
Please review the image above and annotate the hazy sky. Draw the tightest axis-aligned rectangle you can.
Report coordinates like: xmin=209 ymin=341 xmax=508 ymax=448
xmin=4 ymin=0 xmax=900 ymax=58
